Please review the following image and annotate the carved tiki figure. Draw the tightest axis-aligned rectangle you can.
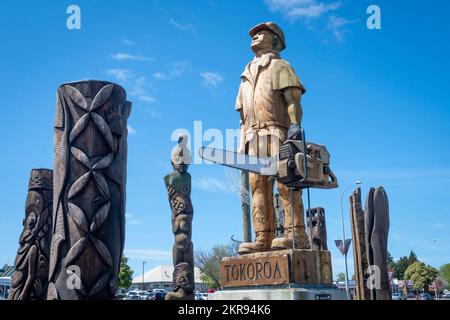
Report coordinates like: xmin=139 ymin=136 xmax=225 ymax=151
xmin=164 ymin=135 xmax=195 ymax=300
xmin=165 ymin=262 xmax=195 ymax=300
xmin=306 ymin=207 xmax=328 ymax=251
xmin=236 ymin=22 xmax=309 ymax=254
xmin=8 ymin=169 xmax=53 ymax=300
xmin=48 ymin=81 xmax=131 ymax=300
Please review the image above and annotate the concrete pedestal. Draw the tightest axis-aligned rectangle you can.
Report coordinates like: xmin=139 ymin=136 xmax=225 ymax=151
xmin=209 ymin=285 xmax=347 ymax=300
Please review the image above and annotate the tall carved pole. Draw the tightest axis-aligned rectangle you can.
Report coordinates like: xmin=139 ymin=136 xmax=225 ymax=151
xmin=48 ymin=81 xmax=131 ymax=300
xmin=8 ymin=169 xmax=53 ymax=300
xmin=241 ymin=171 xmax=251 ymax=243
xmin=349 ymin=188 xmax=369 ymax=300
xmin=164 ymin=135 xmax=195 ymax=300
xmin=364 ymin=186 xmax=390 ymax=300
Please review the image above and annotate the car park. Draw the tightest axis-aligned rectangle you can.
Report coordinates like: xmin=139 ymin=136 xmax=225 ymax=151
xmin=418 ymin=293 xmax=433 ymax=300
xmin=147 ymin=291 xmax=167 ymax=300
xmin=392 ymin=293 xmax=406 ymax=300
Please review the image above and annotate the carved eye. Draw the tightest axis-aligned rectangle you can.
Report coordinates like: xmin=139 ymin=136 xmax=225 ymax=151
xmin=27 ymin=212 xmax=37 ymax=229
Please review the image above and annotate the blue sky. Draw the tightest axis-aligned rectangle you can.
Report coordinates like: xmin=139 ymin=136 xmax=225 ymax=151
xmin=0 ymin=0 xmax=449 ymax=281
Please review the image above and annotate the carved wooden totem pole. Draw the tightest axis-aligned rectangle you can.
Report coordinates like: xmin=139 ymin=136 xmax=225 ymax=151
xmin=48 ymin=81 xmax=131 ymax=300
xmin=164 ymin=135 xmax=195 ymax=300
xmin=349 ymin=188 xmax=370 ymax=300
xmin=8 ymin=169 xmax=53 ymax=300
xmin=365 ymin=186 xmax=390 ymax=300
xmin=306 ymin=207 xmax=328 ymax=251
xmin=350 ymin=186 xmax=390 ymax=300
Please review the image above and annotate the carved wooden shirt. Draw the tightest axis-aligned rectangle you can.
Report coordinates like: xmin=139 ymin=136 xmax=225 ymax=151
xmin=236 ymin=52 xmax=305 ymax=152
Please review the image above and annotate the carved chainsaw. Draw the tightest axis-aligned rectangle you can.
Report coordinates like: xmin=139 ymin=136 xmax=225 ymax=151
xmin=199 ymin=126 xmax=338 ymax=190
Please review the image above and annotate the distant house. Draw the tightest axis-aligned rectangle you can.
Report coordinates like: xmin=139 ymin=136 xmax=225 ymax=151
xmin=131 ymin=265 xmax=207 ymax=292
xmin=0 ymin=265 xmax=14 ymax=278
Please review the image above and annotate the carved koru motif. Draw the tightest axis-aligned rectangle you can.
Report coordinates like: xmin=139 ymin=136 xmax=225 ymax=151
xmin=306 ymin=207 xmax=328 ymax=251
xmin=8 ymin=169 xmax=53 ymax=300
xmin=164 ymin=135 xmax=195 ymax=300
xmin=48 ymin=81 xmax=131 ymax=300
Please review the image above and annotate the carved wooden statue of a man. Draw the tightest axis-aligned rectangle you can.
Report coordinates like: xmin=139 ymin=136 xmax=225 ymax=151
xmin=164 ymin=135 xmax=195 ymax=300
xmin=236 ymin=22 xmax=309 ymax=254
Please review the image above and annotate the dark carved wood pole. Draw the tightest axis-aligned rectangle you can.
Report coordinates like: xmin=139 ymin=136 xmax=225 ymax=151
xmin=47 ymin=81 xmax=131 ymax=300
xmin=164 ymin=135 xmax=195 ymax=300
xmin=8 ymin=169 xmax=53 ymax=300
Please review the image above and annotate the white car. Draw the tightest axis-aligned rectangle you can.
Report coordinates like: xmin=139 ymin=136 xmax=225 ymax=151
xmin=0 ymin=277 xmax=12 ymax=300
xmin=195 ymin=292 xmax=208 ymax=300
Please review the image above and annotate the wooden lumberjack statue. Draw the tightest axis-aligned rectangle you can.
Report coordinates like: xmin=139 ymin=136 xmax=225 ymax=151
xmin=199 ymin=22 xmax=338 ymax=255
xmin=164 ymin=135 xmax=195 ymax=300
xmin=235 ymin=22 xmax=308 ymax=253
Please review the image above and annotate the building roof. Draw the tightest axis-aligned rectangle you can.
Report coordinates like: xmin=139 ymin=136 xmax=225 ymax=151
xmin=132 ymin=265 xmax=204 ymax=284
xmin=0 ymin=265 xmax=15 ymax=277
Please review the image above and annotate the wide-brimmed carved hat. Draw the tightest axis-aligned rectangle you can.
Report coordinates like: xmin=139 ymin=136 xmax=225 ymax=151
xmin=249 ymin=21 xmax=286 ymax=51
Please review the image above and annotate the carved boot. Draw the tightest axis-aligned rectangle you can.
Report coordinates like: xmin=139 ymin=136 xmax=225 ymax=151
xmin=271 ymin=226 xmax=311 ymax=250
xmin=238 ymin=231 xmax=273 ymax=254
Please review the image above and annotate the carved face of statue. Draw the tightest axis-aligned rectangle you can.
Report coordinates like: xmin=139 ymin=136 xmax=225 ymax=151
xmin=20 ymin=191 xmax=43 ymax=244
xmin=177 ymin=269 xmax=194 ymax=292
xmin=251 ymin=30 xmax=276 ymax=54
xmin=172 ymin=162 xmax=189 ymax=173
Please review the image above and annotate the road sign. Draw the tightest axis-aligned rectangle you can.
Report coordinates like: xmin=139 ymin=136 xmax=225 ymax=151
xmin=334 ymin=239 xmax=352 ymax=255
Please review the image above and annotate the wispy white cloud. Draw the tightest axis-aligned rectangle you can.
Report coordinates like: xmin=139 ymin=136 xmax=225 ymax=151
xmin=124 ymin=249 xmax=172 ymax=260
xmin=200 ymin=72 xmax=224 ymax=88
xmin=106 ymin=69 xmax=134 ymax=82
xmin=125 ymin=212 xmax=141 ymax=224
xmin=327 ymin=15 xmax=358 ymax=41
xmin=265 ymin=0 xmax=342 ymax=19
xmin=127 ymin=125 xmax=137 ymax=136
xmin=129 ymin=76 xmax=157 ymax=105
xmin=169 ymin=18 xmax=197 ymax=35
xmin=193 ymin=176 xmax=230 ymax=193
xmin=153 ymin=60 xmax=190 ymax=81
xmin=121 ymin=39 xmax=135 ymax=45
xmin=264 ymin=0 xmax=357 ymax=41
xmin=109 ymin=52 xmax=152 ymax=61
xmin=139 ymin=95 xmax=156 ymax=103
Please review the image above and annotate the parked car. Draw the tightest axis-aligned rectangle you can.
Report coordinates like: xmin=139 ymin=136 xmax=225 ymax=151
xmin=418 ymin=293 xmax=433 ymax=300
xmin=152 ymin=288 xmax=167 ymax=294
xmin=147 ymin=291 xmax=167 ymax=300
xmin=125 ymin=290 xmax=141 ymax=300
xmin=392 ymin=293 xmax=406 ymax=300
xmin=195 ymin=292 xmax=208 ymax=300
xmin=405 ymin=293 xmax=417 ymax=300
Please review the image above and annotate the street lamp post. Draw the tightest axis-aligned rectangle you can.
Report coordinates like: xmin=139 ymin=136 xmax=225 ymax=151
xmin=340 ymin=180 xmax=362 ymax=300
xmin=142 ymin=261 xmax=146 ymax=290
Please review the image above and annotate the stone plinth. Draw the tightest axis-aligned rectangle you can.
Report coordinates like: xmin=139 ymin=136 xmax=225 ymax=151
xmin=220 ymin=249 xmax=333 ymax=288
xmin=209 ymin=285 xmax=346 ymax=300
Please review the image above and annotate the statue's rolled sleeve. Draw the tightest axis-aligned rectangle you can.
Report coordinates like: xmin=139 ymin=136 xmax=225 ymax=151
xmin=272 ymin=60 xmax=306 ymax=94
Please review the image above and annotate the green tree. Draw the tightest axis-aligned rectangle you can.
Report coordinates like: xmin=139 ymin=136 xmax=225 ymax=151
xmin=440 ymin=263 xmax=450 ymax=286
xmin=392 ymin=250 xmax=418 ymax=280
xmin=119 ymin=255 xmax=133 ymax=289
xmin=387 ymin=251 xmax=395 ymax=269
xmin=337 ymin=272 xmax=345 ymax=282
xmin=195 ymin=243 xmax=237 ymax=289
xmin=404 ymin=261 xmax=439 ymax=292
